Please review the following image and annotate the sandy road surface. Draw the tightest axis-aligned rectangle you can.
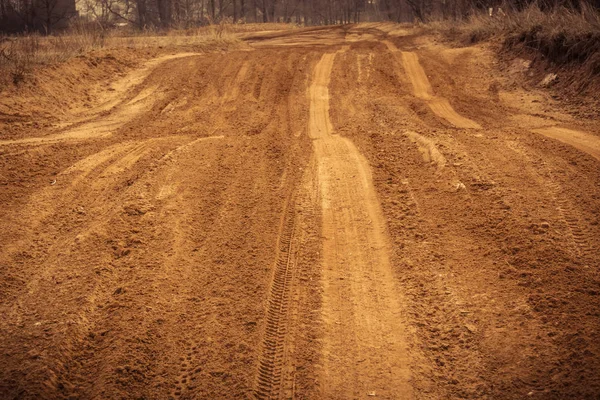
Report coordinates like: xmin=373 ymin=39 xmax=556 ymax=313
xmin=1 ymin=25 xmax=600 ymax=400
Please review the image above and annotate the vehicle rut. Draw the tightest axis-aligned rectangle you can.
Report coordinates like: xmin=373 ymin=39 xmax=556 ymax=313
xmin=308 ymin=49 xmax=413 ymax=399
xmin=384 ymin=40 xmax=481 ymax=129
xmin=254 ymin=198 xmax=299 ymax=400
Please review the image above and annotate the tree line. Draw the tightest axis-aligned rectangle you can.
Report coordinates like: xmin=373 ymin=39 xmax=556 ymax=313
xmin=1 ymin=0 xmax=599 ymax=33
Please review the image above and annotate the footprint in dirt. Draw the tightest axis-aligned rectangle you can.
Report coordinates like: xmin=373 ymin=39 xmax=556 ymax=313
xmin=169 ymin=340 xmax=203 ymax=399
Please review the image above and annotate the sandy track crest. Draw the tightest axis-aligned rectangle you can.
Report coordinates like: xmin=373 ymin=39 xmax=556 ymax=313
xmin=224 ymin=60 xmax=250 ymax=103
xmin=308 ymin=49 xmax=413 ymax=398
xmin=427 ymin=98 xmax=481 ymax=130
xmin=384 ymin=40 xmax=481 ymax=129
xmin=397 ymin=50 xmax=433 ymax=100
xmin=0 ymin=97 xmax=152 ymax=146
xmin=531 ymin=126 xmax=600 ymax=161
xmin=71 ymin=53 xmax=200 ymax=118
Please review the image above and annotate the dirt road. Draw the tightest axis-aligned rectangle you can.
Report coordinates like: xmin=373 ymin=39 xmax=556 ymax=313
xmin=1 ymin=25 xmax=600 ymax=399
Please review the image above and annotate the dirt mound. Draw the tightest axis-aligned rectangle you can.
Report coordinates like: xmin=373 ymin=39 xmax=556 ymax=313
xmin=0 ymin=38 xmax=241 ymax=141
xmin=0 ymin=48 xmax=170 ymax=140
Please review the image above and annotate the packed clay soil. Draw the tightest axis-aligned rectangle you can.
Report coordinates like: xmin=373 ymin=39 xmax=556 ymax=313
xmin=1 ymin=24 xmax=599 ymax=400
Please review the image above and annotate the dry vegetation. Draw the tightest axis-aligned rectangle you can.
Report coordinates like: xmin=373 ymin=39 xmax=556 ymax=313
xmin=431 ymin=4 xmax=600 ymax=94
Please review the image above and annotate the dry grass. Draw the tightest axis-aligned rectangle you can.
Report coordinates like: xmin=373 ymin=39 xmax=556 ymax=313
xmin=429 ymin=4 xmax=600 ymax=93
xmin=204 ymin=22 xmax=299 ymax=33
xmin=440 ymin=4 xmax=600 ymax=44
xmin=0 ymin=22 xmax=245 ymax=87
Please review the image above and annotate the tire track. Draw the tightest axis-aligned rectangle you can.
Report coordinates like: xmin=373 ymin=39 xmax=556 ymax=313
xmin=254 ymin=198 xmax=298 ymax=400
xmin=546 ymin=177 xmax=595 ymax=259
xmin=383 ymin=40 xmax=481 ymax=129
xmin=0 ymin=55 xmax=202 ymax=147
xmin=506 ymin=140 xmax=595 ymax=260
xmin=224 ymin=60 xmax=250 ymax=103
xmin=309 ymin=48 xmax=413 ymax=399
xmin=0 ymin=43 xmax=316 ymax=400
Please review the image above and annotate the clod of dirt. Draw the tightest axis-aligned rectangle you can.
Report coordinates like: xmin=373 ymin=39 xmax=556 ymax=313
xmin=540 ymin=73 xmax=558 ymax=87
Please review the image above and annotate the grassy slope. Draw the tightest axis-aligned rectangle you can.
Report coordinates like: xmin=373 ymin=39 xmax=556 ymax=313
xmin=429 ymin=5 xmax=600 ymax=107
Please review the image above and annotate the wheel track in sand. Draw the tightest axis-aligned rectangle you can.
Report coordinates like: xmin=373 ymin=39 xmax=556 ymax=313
xmin=4 ymin=135 xmax=228 ymax=399
xmin=505 ymin=140 xmax=596 ymax=261
xmin=383 ymin=37 xmax=598 ymax=263
xmin=254 ymin=197 xmax=298 ymax=400
xmin=383 ymin=40 xmax=481 ymax=130
xmin=224 ymin=60 xmax=250 ymax=103
xmin=0 ymin=140 xmax=150 ymax=263
xmin=383 ymin=38 xmax=598 ymax=261
xmin=545 ymin=176 xmax=595 ymax=260
xmin=308 ymin=47 xmax=413 ymax=399
xmin=0 ymin=136 xmax=192 ymax=304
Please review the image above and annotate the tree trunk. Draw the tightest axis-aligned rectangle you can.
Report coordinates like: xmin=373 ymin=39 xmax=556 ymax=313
xmin=173 ymin=0 xmax=180 ymax=26
xmin=406 ymin=0 xmax=424 ymax=21
xmin=261 ymin=0 xmax=267 ymax=22
xmin=136 ymin=0 xmax=147 ymax=28
xmin=157 ymin=0 xmax=171 ymax=27
xmin=269 ymin=0 xmax=276 ymax=21
xmin=45 ymin=0 xmax=52 ymax=34
xmin=302 ymin=0 xmax=307 ymax=24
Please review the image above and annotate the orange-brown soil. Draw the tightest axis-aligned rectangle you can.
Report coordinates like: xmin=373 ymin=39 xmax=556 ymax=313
xmin=1 ymin=24 xmax=599 ymax=400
